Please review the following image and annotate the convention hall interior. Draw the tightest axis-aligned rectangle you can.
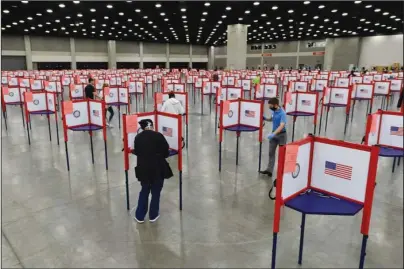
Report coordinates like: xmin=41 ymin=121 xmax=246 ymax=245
xmin=1 ymin=1 xmax=403 ymax=268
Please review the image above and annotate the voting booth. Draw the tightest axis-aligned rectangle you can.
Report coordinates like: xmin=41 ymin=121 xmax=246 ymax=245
xmin=69 ymin=83 xmax=85 ymax=100
xmin=122 ymin=111 xmax=184 ymax=210
xmin=1 ymin=86 xmax=27 ymax=128
xmin=288 ymin=81 xmax=309 ymax=93
xmin=364 ymin=110 xmax=404 ymax=173
xmin=61 ymin=99 xmax=108 ymax=171
xmin=219 ymin=99 xmax=264 ymax=171
xmin=373 ymin=81 xmax=391 ymax=110
xmin=239 ymin=79 xmax=252 ymax=98
xmin=202 ymin=81 xmax=221 ymax=114
xmin=165 ymin=83 xmax=186 ymax=93
xmin=255 ymin=84 xmax=278 ymax=100
xmin=215 ymin=87 xmax=243 ymax=133
xmin=154 ymin=92 xmax=188 ymax=147
xmin=350 ymin=83 xmax=375 ymax=119
xmin=271 ymin=135 xmax=379 ymax=269
xmin=127 ymin=80 xmax=146 ymax=112
xmin=319 ymin=87 xmax=351 ymax=135
xmin=283 ymin=92 xmax=319 ymax=141
xmin=310 ymin=79 xmax=328 ymax=92
xmin=23 ymin=91 xmax=59 ymax=145
xmin=103 ymin=87 xmax=130 ymax=129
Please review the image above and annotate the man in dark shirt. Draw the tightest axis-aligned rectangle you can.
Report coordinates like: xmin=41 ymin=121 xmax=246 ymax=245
xmin=85 ymin=78 xmax=95 ymax=99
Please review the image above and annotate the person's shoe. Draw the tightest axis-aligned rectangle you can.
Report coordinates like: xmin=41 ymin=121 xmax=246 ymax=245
xmin=259 ymin=170 xmax=270 ymax=175
xmin=134 ymin=216 xmax=144 ymax=224
xmin=149 ymin=215 xmax=160 ymax=223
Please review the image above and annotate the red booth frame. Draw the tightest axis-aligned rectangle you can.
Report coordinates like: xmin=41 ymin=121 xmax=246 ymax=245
xmin=283 ymin=91 xmax=319 ymax=141
xmin=271 ymin=135 xmax=379 ymax=269
xmin=1 ymin=86 xmax=27 ymax=129
xmin=153 ymin=91 xmax=189 ymax=148
xmin=128 ymin=79 xmax=146 ymax=113
xmin=350 ymin=83 xmax=375 ymax=120
xmin=61 ymin=99 xmax=108 ymax=171
xmin=215 ymin=87 xmax=244 ymax=134
xmin=219 ymin=99 xmax=264 ymax=171
xmin=319 ymin=86 xmax=352 ymax=136
xmin=23 ymin=91 xmax=59 ymax=146
xmin=122 ymin=111 xmax=183 ymax=211
xmin=103 ymin=86 xmax=131 ymax=129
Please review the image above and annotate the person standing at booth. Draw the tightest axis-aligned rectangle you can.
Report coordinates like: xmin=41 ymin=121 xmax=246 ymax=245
xmin=260 ymin=97 xmax=287 ymax=177
xmin=161 ymin=92 xmax=185 ymax=115
xmin=132 ymin=119 xmax=172 ymax=223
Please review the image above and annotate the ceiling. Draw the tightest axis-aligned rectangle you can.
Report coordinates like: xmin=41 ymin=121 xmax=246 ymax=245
xmin=1 ymin=1 xmax=403 ymax=46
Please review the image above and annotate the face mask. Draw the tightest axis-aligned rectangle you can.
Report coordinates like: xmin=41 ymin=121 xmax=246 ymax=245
xmin=270 ymin=106 xmax=277 ymax=111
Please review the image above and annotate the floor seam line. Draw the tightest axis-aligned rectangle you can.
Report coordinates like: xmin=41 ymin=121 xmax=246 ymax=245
xmin=2 ymin=230 xmax=25 ymax=268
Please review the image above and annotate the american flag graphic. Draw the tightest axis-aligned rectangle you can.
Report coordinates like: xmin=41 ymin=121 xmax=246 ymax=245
xmin=92 ymin=110 xmax=100 ymax=117
xmin=301 ymin=100 xmax=311 ymax=106
xmin=390 ymin=126 xmax=403 ymax=136
xmin=162 ymin=126 xmax=173 ymax=137
xmin=335 ymin=93 xmax=343 ymax=98
xmin=245 ymin=110 xmax=255 ymax=117
xmin=324 ymin=161 xmax=352 ymax=180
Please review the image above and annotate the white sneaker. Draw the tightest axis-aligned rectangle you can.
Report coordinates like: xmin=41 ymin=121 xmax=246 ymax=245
xmin=149 ymin=215 xmax=160 ymax=223
xmin=134 ymin=216 xmax=144 ymax=224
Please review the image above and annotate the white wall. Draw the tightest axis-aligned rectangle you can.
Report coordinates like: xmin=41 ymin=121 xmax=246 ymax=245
xmin=359 ymin=34 xmax=403 ymax=68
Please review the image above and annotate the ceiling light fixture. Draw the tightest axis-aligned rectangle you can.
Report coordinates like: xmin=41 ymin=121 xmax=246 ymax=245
xmin=374 ymin=9 xmax=381 ymax=12
xmin=288 ymin=10 xmax=294 ymax=13
xmin=318 ymin=5 xmax=325 ymax=9
xmin=205 ymin=2 xmax=210 ymax=6
xmin=73 ymin=1 xmax=80 ymax=3
xmin=354 ymin=1 xmax=361 ymax=3
xmin=342 ymin=13 xmax=348 ymax=16
xmin=135 ymin=9 xmax=141 ymax=12
xmin=155 ymin=3 xmax=161 ymax=8
xmin=59 ymin=4 xmax=65 ymax=8
xmin=272 ymin=6 xmax=278 ymax=10
xmin=46 ymin=9 xmax=53 ymax=13
xmin=365 ymin=5 xmax=372 ymax=8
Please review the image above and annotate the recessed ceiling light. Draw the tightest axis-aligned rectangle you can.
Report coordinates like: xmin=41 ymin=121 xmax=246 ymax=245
xmin=342 ymin=13 xmax=348 ymax=16
xmin=77 ymin=13 xmax=83 ymax=17
xmin=395 ymin=18 xmax=400 ymax=21
xmin=155 ymin=3 xmax=161 ymax=8
xmin=302 ymin=13 xmax=307 ymax=16
xmin=55 ymin=19 xmax=60 ymax=23
xmin=19 ymin=20 xmax=24 ymax=23
xmin=334 ymin=21 xmax=339 ymax=24
xmin=30 ymin=26 xmax=35 ymax=30
xmin=304 ymin=1 xmax=310 ymax=4
xmin=36 ymin=13 xmax=42 ymax=16
xmin=277 ymin=16 xmax=281 ymax=20
xmin=46 ymin=9 xmax=53 ymax=13
xmin=27 ymin=17 xmax=33 ymax=20
xmin=3 ymin=9 xmax=10 ymax=14
xmin=73 ymin=1 xmax=80 ymax=3
xmin=288 ymin=10 xmax=294 ymax=13
xmin=300 ymin=21 xmax=305 ymax=24
xmin=135 ymin=9 xmax=141 ymax=12
xmin=45 ymin=30 xmax=50 ymax=33
xmin=226 ymin=6 xmax=231 ymax=10
xmin=374 ymin=9 xmax=381 ymax=12
xmin=201 ymin=18 xmax=206 ymax=21
xmin=239 ymin=17 xmax=243 ymax=21
xmin=59 ymin=3 xmax=65 ymax=8
xmin=205 ymin=2 xmax=210 ymax=6
xmin=253 ymin=1 xmax=260 ymax=5
xmin=261 ymin=13 xmax=267 ymax=17
xmin=313 ymin=16 xmax=319 ymax=19
xmin=24 ymin=29 xmax=29 ymax=32
xmin=318 ymin=5 xmax=325 ymax=9
xmin=331 ymin=9 xmax=337 ymax=13
xmin=365 ymin=5 xmax=372 ymax=8
xmin=354 ymin=1 xmax=361 ymax=3
xmin=245 ymin=10 xmax=250 ymax=14
xmin=164 ymin=18 xmax=169 ymax=21
xmin=107 ymin=4 xmax=113 ymax=8
xmin=324 ymin=18 xmax=329 ymax=22
xmin=202 ymin=12 xmax=207 ymax=15
xmin=143 ymin=15 xmax=148 ymax=19
xmin=21 ymin=1 xmax=28 ymax=3
xmin=383 ymin=12 xmax=390 ymax=16
xmin=289 ymin=19 xmax=294 ymax=22
xmin=360 ymin=18 xmax=365 ymax=21
xmin=91 ymin=19 xmax=96 ymax=22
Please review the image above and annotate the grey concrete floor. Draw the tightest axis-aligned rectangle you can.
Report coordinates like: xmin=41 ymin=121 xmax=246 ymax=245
xmin=1 ymin=85 xmax=403 ymax=268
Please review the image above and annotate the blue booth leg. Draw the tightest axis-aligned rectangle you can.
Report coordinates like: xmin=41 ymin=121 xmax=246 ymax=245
xmin=271 ymin=232 xmax=278 ymax=269
xmin=90 ymin=134 xmax=95 ymax=164
xmin=125 ymin=170 xmax=130 ymax=210
xmin=298 ymin=213 xmax=306 ymax=265
xmin=359 ymin=235 xmax=369 ymax=269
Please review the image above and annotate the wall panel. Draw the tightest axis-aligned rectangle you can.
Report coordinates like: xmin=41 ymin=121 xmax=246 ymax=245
xmin=192 ymin=45 xmax=208 ymax=55
xmin=299 ymin=39 xmax=326 ymax=52
xmin=75 ymin=38 xmax=107 ymax=53
xmin=359 ymin=34 xmax=403 ymax=67
xmin=1 ymin=36 xmax=25 ymax=51
xmin=1 ymin=56 xmax=26 ymax=70
xmin=116 ymin=41 xmax=140 ymax=54
xmin=143 ymin=42 xmax=166 ymax=54
xmin=263 ymin=56 xmax=296 ymax=69
xmin=30 ymin=36 xmax=71 ymax=52
xmin=214 ymin=58 xmax=226 ymax=69
xmin=214 ymin=46 xmax=227 ymax=55
xmin=169 ymin=44 xmax=189 ymax=55
xmin=299 ymin=56 xmax=324 ymax=68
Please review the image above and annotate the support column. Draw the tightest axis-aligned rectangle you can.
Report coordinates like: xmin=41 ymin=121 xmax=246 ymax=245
xmin=107 ymin=40 xmax=117 ymax=69
xmin=70 ymin=38 xmax=77 ymax=70
xmin=189 ymin=44 xmax=193 ymax=69
xmin=23 ymin=35 xmax=33 ymax=70
xmin=260 ymin=42 xmax=264 ymax=70
xmin=139 ymin=42 xmax=144 ymax=69
xmin=296 ymin=40 xmax=301 ymax=69
xmin=208 ymin=46 xmax=215 ymax=70
xmin=324 ymin=38 xmax=335 ymax=71
xmin=166 ymin=43 xmax=170 ymax=69
xmin=226 ymin=24 xmax=248 ymax=70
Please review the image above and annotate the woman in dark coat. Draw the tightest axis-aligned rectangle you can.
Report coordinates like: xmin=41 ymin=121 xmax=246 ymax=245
xmin=132 ymin=119 xmax=170 ymax=223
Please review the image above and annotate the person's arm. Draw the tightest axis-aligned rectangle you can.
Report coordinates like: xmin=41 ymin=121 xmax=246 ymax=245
xmin=160 ymin=100 xmax=167 ymax=112
xmin=178 ymin=103 xmax=185 ymax=115
xmin=85 ymin=85 xmax=94 ymax=99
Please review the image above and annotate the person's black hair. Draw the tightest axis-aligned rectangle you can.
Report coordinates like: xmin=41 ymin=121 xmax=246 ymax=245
xmin=268 ymin=97 xmax=279 ymax=106
xmin=89 ymin=78 xmax=94 ymax=83
xmin=168 ymin=92 xmax=175 ymax=99
xmin=139 ymin=119 xmax=153 ymax=130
